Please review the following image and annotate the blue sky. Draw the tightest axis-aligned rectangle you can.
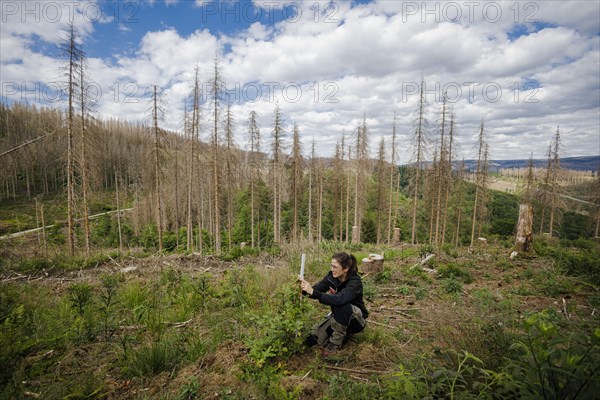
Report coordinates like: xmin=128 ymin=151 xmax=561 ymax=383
xmin=1 ymin=0 xmax=599 ymax=162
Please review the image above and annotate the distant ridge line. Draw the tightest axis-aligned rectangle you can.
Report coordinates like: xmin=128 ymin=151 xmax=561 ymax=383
xmin=401 ymin=156 xmax=599 ymax=172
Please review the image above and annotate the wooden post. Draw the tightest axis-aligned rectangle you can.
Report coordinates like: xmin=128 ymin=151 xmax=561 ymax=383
xmin=514 ymin=204 xmax=534 ymax=254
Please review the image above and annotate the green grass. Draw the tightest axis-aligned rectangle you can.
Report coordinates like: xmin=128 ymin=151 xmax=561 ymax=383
xmin=1 ymin=239 xmax=599 ymax=399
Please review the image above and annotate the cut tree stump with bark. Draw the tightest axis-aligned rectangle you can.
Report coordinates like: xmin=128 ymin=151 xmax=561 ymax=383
xmin=392 ymin=228 xmax=401 ymax=246
xmin=514 ymin=204 xmax=534 ymax=255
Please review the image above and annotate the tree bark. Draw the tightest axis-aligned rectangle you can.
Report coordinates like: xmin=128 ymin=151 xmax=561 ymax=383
xmin=514 ymin=204 xmax=534 ymax=254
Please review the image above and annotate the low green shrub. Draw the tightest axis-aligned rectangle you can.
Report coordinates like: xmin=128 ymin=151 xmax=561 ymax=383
xmin=127 ymin=337 xmax=181 ymax=377
xmin=437 ymin=263 xmax=474 ymax=284
xmin=244 ymin=283 xmax=313 ymax=368
xmin=325 ymin=373 xmax=384 ymax=399
xmin=443 ymin=278 xmax=463 ymax=294
xmin=502 ymin=310 xmax=600 ymax=399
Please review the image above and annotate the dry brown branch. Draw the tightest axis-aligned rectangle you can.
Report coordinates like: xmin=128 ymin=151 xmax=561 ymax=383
xmin=301 ymin=369 xmax=312 ymax=380
xmin=350 ymin=374 xmax=370 ymax=382
xmin=324 ymin=365 xmax=389 ymax=375
xmin=168 ymin=318 xmax=193 ymax=328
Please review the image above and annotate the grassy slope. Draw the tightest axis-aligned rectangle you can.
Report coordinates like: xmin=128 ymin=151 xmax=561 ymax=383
xmin=1 ymin=239 xmax=599 ymax=399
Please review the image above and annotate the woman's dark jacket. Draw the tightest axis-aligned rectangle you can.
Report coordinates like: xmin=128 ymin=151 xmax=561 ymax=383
xmin=308 ymin=272 xmax=369 ymax=319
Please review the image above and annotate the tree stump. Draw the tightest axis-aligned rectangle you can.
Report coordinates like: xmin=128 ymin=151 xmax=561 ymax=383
xmin=361 ymin=254 xmax=384 ymax=273
xmin=351 ymin=225 xmax=359 ymax=244
xmin=514 ymin=204 xmax=534 ymax=254
xmin=392 ymin=228 xmax=401 ymax=246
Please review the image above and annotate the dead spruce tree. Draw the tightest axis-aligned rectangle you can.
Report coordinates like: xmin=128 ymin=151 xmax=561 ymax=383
xmin=308 ymin=138 xmax=316 ymax=240
xmin=150 ymin=85 xmax=165 ymax=252
xmin=441 ymin=112 xmax=456 ymax=245
xmin=547 ymin=127 xmax=564 ymax=237
xmin=332 ymin=139 xmax=345 ymax=241
xmin=271 ymin=105 xmax=284 ymax=244
xmin=351 ymin=116 xmax=369 ymax=244
xmin=593 ymin=174 xmax=600 ymax=238
xmin=433 ymin=96 xmax=450 ymax=247
xmin=410 ymin=79 xmax=429 ymax=244
xmin=290 ymin=124 xmax=303 ymax=241
xmin=77 ymin=45 xmax=92 ymax=256
xmin=209 ymin=57 xmax=223 ymax=253
xmin=224 ymin=103 xmax=238 ymax=251
xmin=187 ymin=68 xmax=201 ymax=251
xmin=376 ymin=136 xmax=387 ymax=244
xmin=387 ymin=114 xmax=398 ymax=243
xmin=63 ymin=24 xmax=82 ymax=256
xmin=538 ymin=127 xmax=564 ymax=236
xmin=469 ymin=122 xmax=489 ymax=251
xmin=247 ymin=110 xmax=261 ymax=248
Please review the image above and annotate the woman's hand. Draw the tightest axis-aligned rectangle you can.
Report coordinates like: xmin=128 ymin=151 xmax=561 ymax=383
xmin=299 ymin=278 xmax=313 ymax=295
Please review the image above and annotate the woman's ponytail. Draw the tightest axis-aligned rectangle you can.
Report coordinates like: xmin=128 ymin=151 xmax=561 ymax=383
xmin=333 ymin=252 xmax=358 ymax=276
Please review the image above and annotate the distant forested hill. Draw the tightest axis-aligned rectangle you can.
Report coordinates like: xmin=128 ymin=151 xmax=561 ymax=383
xmin=462 ymin=156 xmax=599 ymax=172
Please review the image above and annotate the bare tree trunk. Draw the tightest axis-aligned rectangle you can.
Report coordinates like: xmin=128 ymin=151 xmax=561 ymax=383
xmin=548 ymin=127 xmax=561 ymax=237
xmin=387 ymin=114 xmax=397 ymax=243
xmin=79 ymin=53 xmax=91 ymax=257
xmin=434 ymin=98 xmax=447 ymax=247
xmin=539 ymin=144 xmax=552 ymax=235
xmin=186 ymin=104 xmax=194 ymax=252
xmin=152 ymin=85 xmax=164 ymax=252
xmin=339 ymin=136 xmax=346 ymax=241
xmin=353 ymin=118 xmax=369 ymax=244
xmin=210 ymin=58 xmax=222 ymax=253
xmin=291 ymin=124 xmax=302 ymax=241
xmin=308 ymin=152 xmax=313 ymax=241
xmin=271 ymin=105 xmax=283 ymax=244
xmin=345 ymin=145 xmax=351 ymax=243
xmin=65 ymin=25 xmax=78 ymax=256
xmin=318 ymin=164 xmax=323 ymax=242
xmin=470 ymin=122 xmax=486 ymax=251
xmin=224 ymin=104 xmax=236 ymax=251
xmin=351 ymin=225 xmax=359 ymax=244
xmin=455 ymin=208 xmax=461 ymax=247
xmin=515 ymin=204 xmax=533 ymax=254
xmin=35 ymin=198 xmax=40 ymax=246
xmin=248 ymin=111 xmax=260 ymax=247
xmin=441 ymin=114 xmax=455 ymax=245
xmin=41 ymin=203 xmax=48 ymax=257
xmin=411 ymin=79 xmax=427 ymax=244
xmin=174 ymin=123 xmax=180 ymax=250
xmin=115 ymin=168 xmax=123 ymax=255
xmin=376 ymin=137 xmax=386 ymax=244
xmin=427 ymin=152 xmax=438 ymax=244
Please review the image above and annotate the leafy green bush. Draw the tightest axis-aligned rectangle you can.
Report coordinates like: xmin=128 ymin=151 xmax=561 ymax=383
xmin=502 ymin=311 xmax=600 ymax=399
xmin=138 ymin=223 xmax=159 ymax=249
xmin=533 ymin=238 xmax=600 ymax=285
xmin=374 ymin=268 xmax=392 ymax=283
xmin=437 ymin=263 xmax=474 ymax=284
xmin=220 ymin=245 xmax=261 ymax=262
xmin=443 ymin=278 xmax=463 ymax=294
xmin=244 ymin=283 xmax=313 ymax=368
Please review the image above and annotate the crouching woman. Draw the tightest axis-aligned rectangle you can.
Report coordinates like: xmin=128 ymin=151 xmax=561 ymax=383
xmin=299 ymin=252 xmax=369 ymax=352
